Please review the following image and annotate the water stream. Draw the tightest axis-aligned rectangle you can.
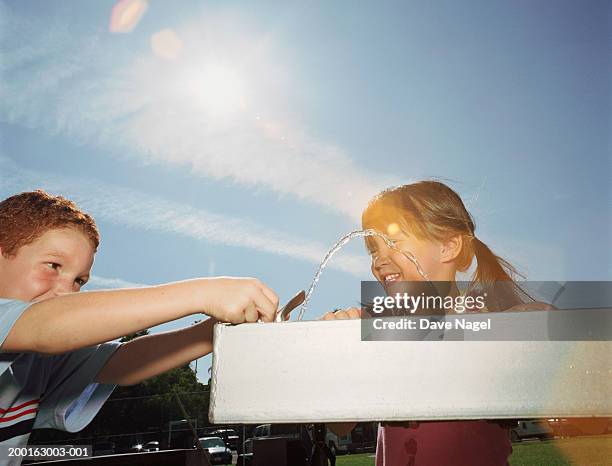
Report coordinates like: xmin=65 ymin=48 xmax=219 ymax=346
xmin=296 ymin=229 xmax=430 ymax=320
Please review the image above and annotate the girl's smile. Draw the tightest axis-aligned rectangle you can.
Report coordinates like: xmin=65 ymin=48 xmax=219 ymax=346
xmin=368 ymin=229 xmax=446 ymax=286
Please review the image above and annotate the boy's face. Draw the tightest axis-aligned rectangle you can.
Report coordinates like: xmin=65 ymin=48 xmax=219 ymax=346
xmin=0 ymin=228 xmax=95 ymax=302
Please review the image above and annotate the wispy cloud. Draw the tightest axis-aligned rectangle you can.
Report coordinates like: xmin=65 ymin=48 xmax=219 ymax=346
xmin=0 ymin=4 xmax=397 ymax=220
xmin=87 ymin=275 xmax=147 ymax=290
xmin=0 ymin=157 xmax=370 ymax=276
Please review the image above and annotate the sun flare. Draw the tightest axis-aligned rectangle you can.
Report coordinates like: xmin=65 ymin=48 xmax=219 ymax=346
xmin=177 ymin=64 xmax=247 ymax=119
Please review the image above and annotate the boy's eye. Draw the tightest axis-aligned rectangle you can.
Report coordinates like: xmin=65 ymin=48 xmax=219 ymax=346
xmin=46 ymin=262 xmax=60 ymax=270
xmin=75 ymin=278 xmax=86 ymax=287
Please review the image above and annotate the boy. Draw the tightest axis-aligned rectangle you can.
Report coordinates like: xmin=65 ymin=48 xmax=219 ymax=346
xmin=0 ymin=190 xmax=278 ymax=464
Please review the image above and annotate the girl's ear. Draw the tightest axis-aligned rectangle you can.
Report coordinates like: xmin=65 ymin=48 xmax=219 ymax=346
xmin=439 ymin=234 xmax=463 ymax=263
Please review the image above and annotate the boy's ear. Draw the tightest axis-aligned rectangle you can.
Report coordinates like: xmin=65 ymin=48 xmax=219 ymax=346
xmin=439 ymin=235 xmax=463 ymax=263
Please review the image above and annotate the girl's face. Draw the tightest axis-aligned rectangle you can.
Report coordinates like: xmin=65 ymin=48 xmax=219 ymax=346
xmin=366 ymin=224 xmax=445 ymax=286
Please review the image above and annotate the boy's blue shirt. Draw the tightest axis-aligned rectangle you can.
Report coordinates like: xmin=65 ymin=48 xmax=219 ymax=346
xmin=0 ymin=299 xmax=120 ymax=466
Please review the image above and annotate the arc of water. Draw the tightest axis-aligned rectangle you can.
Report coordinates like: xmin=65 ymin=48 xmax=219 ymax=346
xmin=296 ymin=229 xmax=430 ymax=321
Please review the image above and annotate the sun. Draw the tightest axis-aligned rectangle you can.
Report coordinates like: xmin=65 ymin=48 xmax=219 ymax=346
xmin=178 ymin=64 xmax=247 ymax=120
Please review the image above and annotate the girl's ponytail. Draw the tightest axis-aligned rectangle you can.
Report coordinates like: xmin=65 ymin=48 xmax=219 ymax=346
xmin=471 ymin=237 xmax=528 ymax=310
xmin=472 ymin=237 xmax=517 ymax=283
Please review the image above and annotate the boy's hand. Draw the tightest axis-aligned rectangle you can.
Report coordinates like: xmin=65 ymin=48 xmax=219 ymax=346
xmin=320 ymin=307 xmax=362 ymax=320
xmin=199 ymin=277 xmax=279 ymax=323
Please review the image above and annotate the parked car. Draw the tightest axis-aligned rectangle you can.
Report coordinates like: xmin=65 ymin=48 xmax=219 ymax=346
xmin=511 ymin=420 xmax=554 ymax=442
xmin=197 ymin=436 xmax=233 ymax=465
xmin=126 ymin=439 xmax=159 ymax=453
xmin=211 ymin=428 xmax=240 ymax=451
xmin=241 ymin=424 xmax=309 ymax=466
xmin=142 ymin=440 xmax=160 ymax=452
xmin=244 ymin=424 xmax=303 ymax=453
xmin=253 ymin=424 xmax=301 ymax=440
xmin=128 ymin=442 xmax=144 ymax=453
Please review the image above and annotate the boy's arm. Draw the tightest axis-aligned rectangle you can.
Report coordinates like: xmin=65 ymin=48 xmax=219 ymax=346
xmin=95 ymin=318 xmax=216 ymax=385
xmin=1 ymin=278 xmax=277 ymax=355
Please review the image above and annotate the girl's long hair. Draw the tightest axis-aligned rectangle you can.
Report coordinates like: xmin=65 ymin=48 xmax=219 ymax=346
xmin=362 ymin=181 xmax=532 ymax=310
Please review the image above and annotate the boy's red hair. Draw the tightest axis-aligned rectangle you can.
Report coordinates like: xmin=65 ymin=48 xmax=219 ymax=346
xmin=0 ymin=190 xmax=99 ymax=257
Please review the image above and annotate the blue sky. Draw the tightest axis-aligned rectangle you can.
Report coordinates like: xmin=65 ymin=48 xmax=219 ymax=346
xmin=1 ymin=0 xmax=610 ymax=380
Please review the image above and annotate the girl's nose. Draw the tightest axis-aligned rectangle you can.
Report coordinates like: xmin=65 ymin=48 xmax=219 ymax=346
xmin=372 ymin=249 xmax=392 ymax=269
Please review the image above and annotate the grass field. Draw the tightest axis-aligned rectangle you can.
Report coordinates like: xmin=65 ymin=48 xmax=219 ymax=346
xmin=335 ymin=436 xmax=612 ymax=466
xmin=335 ymin=453 xmax=375 ymax=466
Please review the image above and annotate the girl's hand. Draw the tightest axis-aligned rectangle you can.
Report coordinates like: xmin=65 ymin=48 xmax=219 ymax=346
xmin=320 ymin=307 xmax=362 ymax=320
xmin=198 ymin=277 xmax=279 ymax=323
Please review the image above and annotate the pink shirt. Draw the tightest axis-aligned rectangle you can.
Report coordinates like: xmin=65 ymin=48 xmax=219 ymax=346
xmin=376 ymin=421 xmax=512 ymax=466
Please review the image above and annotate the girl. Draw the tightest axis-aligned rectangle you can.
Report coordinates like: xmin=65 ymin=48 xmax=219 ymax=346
xmin=325 ymin=180 xmax=536 ymax=466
